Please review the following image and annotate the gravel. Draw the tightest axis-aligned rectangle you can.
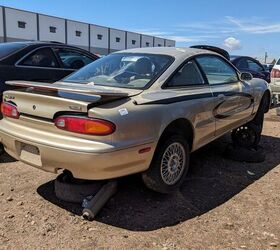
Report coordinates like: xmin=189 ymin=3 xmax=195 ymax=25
xmin=0 ymin=109 xmax=279 ymax=249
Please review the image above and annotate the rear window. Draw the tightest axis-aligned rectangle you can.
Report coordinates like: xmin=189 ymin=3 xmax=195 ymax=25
xmin=64 ymin=53 xmax=174 ymax=89
xmin=0 ymin=42 xmax=27 ymax=59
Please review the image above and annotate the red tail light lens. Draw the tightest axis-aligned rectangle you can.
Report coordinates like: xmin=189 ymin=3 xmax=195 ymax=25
xmin=271 ymin=68 xmax=280 ymax=78
xmin=54 ymin=116 xmax=116 ymax=135
xmin=1 ymin=102 xmax=20 ymax=119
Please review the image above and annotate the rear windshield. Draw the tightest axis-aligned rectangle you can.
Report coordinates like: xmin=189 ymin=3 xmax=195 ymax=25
xmin=64 ymin=53 xmax=174 ymax=89
xmin=0 ymin=42 xmax=27 ymax=59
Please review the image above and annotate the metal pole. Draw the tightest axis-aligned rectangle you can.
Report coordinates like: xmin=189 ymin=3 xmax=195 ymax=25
xmin=265 ymin=52 xmax=268 ymax=63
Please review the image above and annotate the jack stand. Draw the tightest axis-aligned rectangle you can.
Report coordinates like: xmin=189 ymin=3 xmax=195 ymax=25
xmin=82 ymin=180 xmax=118 ymax=221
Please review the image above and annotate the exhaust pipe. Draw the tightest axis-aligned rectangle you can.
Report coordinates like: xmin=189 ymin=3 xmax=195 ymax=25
xmin=82 ymin=180 xmax=118 ymax=221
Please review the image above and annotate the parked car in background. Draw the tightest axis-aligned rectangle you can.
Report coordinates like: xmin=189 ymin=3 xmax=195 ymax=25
xmin=230 ymin=56 xmax=270 ymax=83
xmin=270 ymin=58 xmax=280 ymax=104
xmin=0 ymin=41 xmax=99 ymax=95
xmin=262 ymin=63 xmax=274 ymax=72
xmin=0 ymin=47 xmax=271 ymax=193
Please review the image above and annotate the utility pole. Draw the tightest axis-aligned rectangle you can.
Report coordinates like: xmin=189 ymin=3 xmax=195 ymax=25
xmin=264 ymin=52 xmax=268 ymax=63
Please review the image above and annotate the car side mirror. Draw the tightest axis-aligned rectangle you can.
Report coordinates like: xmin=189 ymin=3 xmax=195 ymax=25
xmin=240 ymin=72 xmax=253 ymax=81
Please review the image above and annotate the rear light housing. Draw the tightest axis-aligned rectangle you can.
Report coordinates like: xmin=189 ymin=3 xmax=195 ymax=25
xmin=54 ymin=116 xmax=116 ymax=135
xmin=1 ymin=102 xmax=20 ymax=119
xmin=271 ymin=68 xmax=280 ymax=78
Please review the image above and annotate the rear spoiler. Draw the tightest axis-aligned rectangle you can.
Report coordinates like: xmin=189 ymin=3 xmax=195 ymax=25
xmin=5 ymin=81 xmax=141 ymax=97
xmin=190 ymin=45 xmax=230 ymax=60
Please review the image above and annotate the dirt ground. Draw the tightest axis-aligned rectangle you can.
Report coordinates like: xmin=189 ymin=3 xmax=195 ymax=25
xmin=0 ymin=109 xmax=279 ymax=250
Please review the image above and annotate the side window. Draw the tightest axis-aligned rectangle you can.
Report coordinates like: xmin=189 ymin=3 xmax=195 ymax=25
xmin=247 ymin=60 xmax=263 ymax=72
xmin=53 ymin=48 xmax=94 ymax=70
xmin=196 ymin=55 xmax=238 ymax=85
xmin=236 ymin=58 xmax=249 ymax=70
xmin=167 ymin=60 xmax=204 ymax=87
xmin=19 ymin=48 xmax=58 ymax=68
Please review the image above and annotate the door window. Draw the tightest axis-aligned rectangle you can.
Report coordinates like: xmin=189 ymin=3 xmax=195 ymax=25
xmin=236 ymin=58 xmax=249 ymax=70
xmin=53 ymin=48 xmax=94 ymax=70
xmin=19 ymin=48 xmax=58 ymax=68
xmin=196 ymin=55 xmax=238 ymax=85
xmin=247 ymin=59 xmax=263 ymax=73
xmin=167 ymin=60 xmax=204 ymax=87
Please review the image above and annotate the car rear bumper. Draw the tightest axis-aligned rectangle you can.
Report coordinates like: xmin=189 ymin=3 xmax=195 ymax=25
xmin=0 ymin=119 xmax=155 ymax=180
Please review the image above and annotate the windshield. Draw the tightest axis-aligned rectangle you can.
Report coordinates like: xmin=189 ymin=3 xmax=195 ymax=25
xmin=0 ymin=42 xmax=28 ymax=59
xmin=64 ymin=53 xmax=173 ymax=89
xmin=277 ymin=59 xmax=280 ymax=65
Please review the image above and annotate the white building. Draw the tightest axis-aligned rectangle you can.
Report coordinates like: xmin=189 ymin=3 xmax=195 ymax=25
xmin=0 ymin=6 xmax=176 ymax=55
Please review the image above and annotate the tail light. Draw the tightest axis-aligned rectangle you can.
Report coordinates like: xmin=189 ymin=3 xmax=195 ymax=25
xmin=1 ymin=102 xmax=20 ymax=119
xmin=271 ymin=68 xmax=280 ymax=78
xmin=54 ymin=116 xmax=115 ymax=135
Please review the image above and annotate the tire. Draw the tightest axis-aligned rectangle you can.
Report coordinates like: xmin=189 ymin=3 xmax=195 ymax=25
xmin=231 ymin=123 xmax=261 ymax=148
xmin=54 ymin=171 xmax=103 ymax=203
xmin=142 ymin=135 xmax=190 ymax=194
xmin=0 ymin=143 xmax=4 ymax=155
xmin=231 ymin=95 xmax=266 ymax=148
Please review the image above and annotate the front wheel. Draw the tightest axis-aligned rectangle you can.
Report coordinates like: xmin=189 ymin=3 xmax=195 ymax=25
xmin=142 ymin=135 xmax=190 ymax=194
xmin=231 ymin=95 xmax=266 ymax=148
xmin=231 ymin=123 xmax=261 ymax=148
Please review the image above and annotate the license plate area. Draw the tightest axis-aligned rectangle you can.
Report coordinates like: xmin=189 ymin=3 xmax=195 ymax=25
xmin=19 ymin=143 xmax=42 ymax=167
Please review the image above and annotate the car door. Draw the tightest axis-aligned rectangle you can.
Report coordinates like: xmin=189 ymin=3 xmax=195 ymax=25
xmin=164 ymin=59 xmax=216 ymax=149
xmin=15 ymin=47 xmax=62 ymax=82
xmin=236 ymin=58 xmax=269 ymax=82
xmin=52 ymin=47 xmax=96 ymax=80
xmin=196 ymin=55 xmax=254 ymax=136
xmin=246 ymin=58 xmax=270 ymax=82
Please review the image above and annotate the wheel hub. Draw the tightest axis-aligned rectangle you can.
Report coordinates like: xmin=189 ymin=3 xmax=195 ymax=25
xmin=168 ymin=155 xmax=180 ymax=173
xmin=233 ymin=125 xmax=257 ymax=147
xmin=160 ymin=142 xmax=186 ymax=185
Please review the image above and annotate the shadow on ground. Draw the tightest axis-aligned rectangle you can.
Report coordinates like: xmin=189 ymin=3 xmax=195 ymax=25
xmin=37 ymin=134 xmax=280 ymax=231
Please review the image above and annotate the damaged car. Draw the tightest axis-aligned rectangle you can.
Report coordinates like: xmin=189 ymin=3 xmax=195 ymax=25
xmin=0 ymin=47 xmax=271 ymax=193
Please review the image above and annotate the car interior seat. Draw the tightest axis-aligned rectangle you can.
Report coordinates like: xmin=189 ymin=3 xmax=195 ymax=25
xmin=169 ymin=61 xmax=202 ymax=86
xmin=70 ymin=60 xmax=85 ymax=69
xmin=134 ymin=58 xmax=153 ymax=77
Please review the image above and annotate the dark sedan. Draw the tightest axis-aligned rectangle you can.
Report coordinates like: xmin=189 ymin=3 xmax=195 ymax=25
xmin=230 ymin=56 xmax=270 ymax=83
xmin=0 ymin=41 xmax=99 ymax=93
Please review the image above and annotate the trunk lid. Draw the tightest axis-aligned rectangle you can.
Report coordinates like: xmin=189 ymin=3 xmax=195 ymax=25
xmin=4 ymin=80 xmax=142 ymax=119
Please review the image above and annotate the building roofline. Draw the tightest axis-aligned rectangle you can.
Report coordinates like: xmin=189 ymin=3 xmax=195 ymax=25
xmin=0 ymin=5 xmax=174 ymax=43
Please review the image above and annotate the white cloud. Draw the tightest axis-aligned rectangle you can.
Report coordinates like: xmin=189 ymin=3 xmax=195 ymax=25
xmin=175 ymin=20 xmax=236 ymax=35
xmin=164 ymin=36 xmax=198 ymax=42
xmin=131 ymin=29 xmax=171 ymax=36
xmin=130 ymin=28 xmax=218 ymax=43
xmin=226 ymin=16 xmax=280 ymax=34
xmin=176 ymin=17 xmax=280 ymax=35
xmin=165 ymin=35 xmax=218 ymax=43
xmin=223 ymin=37 xmax=242 ymax=50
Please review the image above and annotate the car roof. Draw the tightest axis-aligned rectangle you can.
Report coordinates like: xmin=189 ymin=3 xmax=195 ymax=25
xmin=115 ymin=47 xmax=218 ymax=58
xmin=4 ymin=41 xmax=99 ymax=58
xmin=6 ymin=41 xmax=63 ymax=45
xmin=230 ymin=55 xmax=259 ymax=62
xmin=4 ymin=41 xmax=90 ymax=50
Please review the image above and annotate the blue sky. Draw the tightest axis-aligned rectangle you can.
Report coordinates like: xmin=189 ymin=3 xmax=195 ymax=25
xmin=1 ymin=0 xmax=280 ymax=61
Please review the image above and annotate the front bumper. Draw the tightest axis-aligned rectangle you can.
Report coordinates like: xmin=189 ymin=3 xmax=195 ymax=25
xmin=0 ymin=119 xmax=155 ymax=180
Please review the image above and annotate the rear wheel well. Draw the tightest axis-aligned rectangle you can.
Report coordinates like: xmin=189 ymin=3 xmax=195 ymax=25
xmin=158 ymin=119 xmax=194 ymax=151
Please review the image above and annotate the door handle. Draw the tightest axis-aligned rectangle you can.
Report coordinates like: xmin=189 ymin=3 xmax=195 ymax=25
xmin=217 ymin=94 xmax=226 ymax=101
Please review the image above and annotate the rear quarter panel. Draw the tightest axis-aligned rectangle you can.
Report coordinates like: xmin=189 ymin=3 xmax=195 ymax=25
xmin=89 ymin=87 xmax=216 ymax=153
